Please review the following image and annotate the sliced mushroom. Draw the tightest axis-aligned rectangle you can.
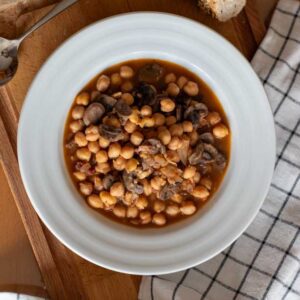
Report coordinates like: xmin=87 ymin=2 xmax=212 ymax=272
xmin=75 ymin=162 xmax=91 ymax=173
xmin=188 ymin=143 xmax=204 ymax=165
xmin=65 ymin=139 xmax=78 ymax=154
xmin=114 ymin=99 xmax=132 ymax=124
xmin=99 ymin=124 xmax=124 ymax=142
xmin=138 ymin=63 xmax=164 ymax=83
xmin=176 ymin=104 xmax=183 ymax=121
xmin=184 ymin=103 xmax=208 ymax=128
xmin=134 ymin=83 xmax=157 ymax=107
xmin=83 ymin=102 xmax=105 ymax=126
xmin=102 ymin=174 xmax=116 ymax=190
xmin=96 ymin=94 xmax=117 ymax=110
xmin=122 ymin=171 xmax=144 ymax=194
xmin=215 ymin=152 xmax=227 ymax=170
xmin=158 ymin=184 xmax=179 ymax=201
xmin=137 ymin=139 xmax=166 ymax=155
xmin=199 ymin=132 xmax=214 ymax=144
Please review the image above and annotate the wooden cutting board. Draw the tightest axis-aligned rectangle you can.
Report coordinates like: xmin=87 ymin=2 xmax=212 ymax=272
xmin=0 ymin=1 xmax=266 ymax=299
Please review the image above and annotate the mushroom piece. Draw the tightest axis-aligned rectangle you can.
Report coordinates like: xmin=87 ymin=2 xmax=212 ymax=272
xmin=65 ymin=139 xmax=78 ymax=154
xmin=184 ymin=103 xmax=208 ymax=128
xmin=75 ymin=161 xmax=91 ymax=173
xmin=122 ymin=171 xmax=144 ymax=194
xmin=215 ymin=152 xmax=227 ymax=170
xmin=138 ymin=63 xmax=164 ymax=83
xmin=102 ymin=174 xmax=116 ymax=190
xmin=137 ymin=139 xmax=166 ymax=155
xmin=83 ymin=102 xmax=105 ymax=126
xmin=188 ymin=143 xmax=204 ymax=165
xmin=177 ymin=136 xmax=190 ymax=165
xmin=133 ymin=83 xmax=157 ymax=107
xmin=114 ymin=99 xmax=132 ymax=124
xmin=158 ymin=184 xmax=179 ymax=201
xmin=176 ymin=104 xmax=183 ymax=122
xmin=199 ymin=132 xmax=214 ymax=144
xmin=99 ymin=124 xmax=124 ymax=142
xmin=96 ymin=94 xmax=117 ymax=110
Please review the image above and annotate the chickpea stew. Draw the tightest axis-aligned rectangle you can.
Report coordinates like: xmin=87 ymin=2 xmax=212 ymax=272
xmin=64 ymin=59 xmax=230 ymax=227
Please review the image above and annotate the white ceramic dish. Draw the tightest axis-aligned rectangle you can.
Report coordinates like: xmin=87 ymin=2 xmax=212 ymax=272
xmin=18 ymin=13 xmax=276 ymax=275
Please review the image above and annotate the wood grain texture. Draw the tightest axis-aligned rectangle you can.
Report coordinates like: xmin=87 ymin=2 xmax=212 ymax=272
xmin=0 ymin=0 xmax=266 ymax=299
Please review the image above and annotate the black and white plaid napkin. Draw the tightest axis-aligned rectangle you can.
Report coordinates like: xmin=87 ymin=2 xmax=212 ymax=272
xmin=139 ymin=0 xmax=300 ymax=299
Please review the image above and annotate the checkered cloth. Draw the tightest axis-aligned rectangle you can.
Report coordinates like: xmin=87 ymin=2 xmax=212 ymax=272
xmin=139 ymin=0 xmax=300 ymax=299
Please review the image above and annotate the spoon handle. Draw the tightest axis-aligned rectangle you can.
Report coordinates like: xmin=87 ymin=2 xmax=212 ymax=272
xmin=17 ymin=0 xmax=78 ymax=42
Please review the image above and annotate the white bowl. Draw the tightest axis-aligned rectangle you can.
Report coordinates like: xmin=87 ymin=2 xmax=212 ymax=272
xmin=18 ymin=13 xmax=275 ymax=275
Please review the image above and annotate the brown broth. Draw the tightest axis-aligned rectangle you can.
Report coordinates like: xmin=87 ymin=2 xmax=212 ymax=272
xmin=64 ymin=59 xmax=231 ymax=228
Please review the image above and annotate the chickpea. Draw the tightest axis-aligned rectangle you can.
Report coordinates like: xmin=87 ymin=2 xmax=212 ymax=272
xmin=152 ymin=213 xmax=166 ymax=226
xmin=169 ymin=124 xmax=183 ymax=137
xmin=183 ymin=81 xmax=199 ymax=96
xmin=183 ymin=166 xmax=197 ymax=179
xmin=111 ymin=73 xmax=122 ymax=86
xmin=72 ymin=105 xmax=85 ymax=120
xmin=171 ymin=193 xmax=183 ymax=203
xmin=165 ymin=116 xmax=177 ymax=126
xmin=189 ymin=130 xmax=199 ymax=146
xmin=150 ymin=177 xmax=166 ymax=191
xmin=160 ymin=98 xmax=175 ymax=112
xmin=153 ymin=200 xmax=166 ymax=213
xmin=79 ymin=182 xmax=93 ymax=196
xmin=121 ymin=93 xmax=134 ymax=105
xmin=125 ymin=158 xmax=138 ymax=172
xmin=123 ymin=120 xmax=136 ymax=134
xmin=154 ymin=154 xmax=168 ymax=167
xmin=120 ymin=145 xmax=134 ymax=159
xmin=86 ymin=132 xmax=100 ymax=142
xmin=95 ymin=150 xmax=108 ymax=163
xmin=140 ymin=211 xmax=152 ymax=224
xmin=140 ymin=105 xmax=152 ymax=117
xmin=168 ymin=136 xmax=182 ymax=150
xmin=76 ymin=92 xmax=90 ymax=106
xmin=140 ymin=117 xmax=155 ymax=128
xmin=192 ymin=186 xmax=210 ymax=199
xmin=113 ymin=156 xmax=126 ymax=171
xmin=113 ymin=205 xmax=126 ymax=218
xmin=88 ymin=141 xmax=100 ymax=153
xmin=200 ymin=178 xmax=212 ymax=191
xmin=124 ymin=192 xmax=134 ymax=206
xmin=85 ymin=125 xmax=99 ymax=135
xmin=99 ymin=136 xmax=110 ymax=148
xmin=100 ymin=191 xmax=117 ymax=206
xmin=121 ymin=81 xmax=133 ymax=92
xmin=127 ymin=206 xmax=139 ymax=218
xmin=165 ymin=72 xmax=176 ymax=84
xmin=73 ymin=171 xmax=86 ymax=181
xmin=166 ymin=150 xmax=181 ymax=163
xmin=129 ymin=111 xmax=141 ymax=125
xmin=158 ymin=129 xmax=171 ymax=145
xmin=74 ymin=132 xmax=87 ymax=147
xmin=177 ymin=76 xmax=188 ymax=89
xmin=213 ymin=124 xmax=229 ymax=139
xmin=141 ymin=179 xmax=152 ymax=196
xmin=95 ymin=162 xmax=111 ymax=174
xmin=166 ymin=204 xmax=180 ymax=216
xmin=105 ymin=117 xmax=121 ymax=128
xmin=136 ymin=195 xmax=148 ymax=210
xmin=153 ymin=113 xmax=165 ymax=126
xmin=87 ymin=194 xmax=104 ymax=209
xmin=207 ymin=112 xmax=221 ymax=126
xmin=180 ymin=201 xmax=196 ymax=215
xmin=96 ymin=74 xmax=110 ymax=92
xmin=167 ymin=82 xmax=180 ymax=97
xmin=119 ymin=65 xmax=134 ymax=78
xmin=194 ymin=172 xmax=201 ymax=184
xmin=108 ymin=143 xmax=121 ymax=159
xmin=110 ymin=182 xmax=125 ymax=198
xmin=93 ymin=176 xmax=103 ymax=191
xmin=112 ymin=91 xmax=122 ymax=99
xmin=70 ymin=120 xmax=84 ymax=133
xmin=76 ymin=148 xmax=91 ymax=161
xmin=182 ymin=121 xmax=193 ymax=133
xmin=130 ymin=131 xmax=144 ymax=146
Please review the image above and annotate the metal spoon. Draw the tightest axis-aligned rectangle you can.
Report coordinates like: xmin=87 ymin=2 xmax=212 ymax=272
xmin=0 ymin=0 xmax=78 ymax=86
